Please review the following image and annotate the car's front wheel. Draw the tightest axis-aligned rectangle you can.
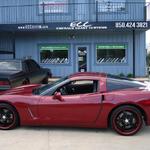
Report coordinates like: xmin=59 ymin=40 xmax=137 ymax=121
xmin=110 ymin=106 xmax=143 ymax=136
xmin=0 ymin=103 xmax=19 ymax=130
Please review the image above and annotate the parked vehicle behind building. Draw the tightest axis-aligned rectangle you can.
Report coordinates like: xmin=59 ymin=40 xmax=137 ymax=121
xmin=0 ymin=59 xmax=52 ymax=91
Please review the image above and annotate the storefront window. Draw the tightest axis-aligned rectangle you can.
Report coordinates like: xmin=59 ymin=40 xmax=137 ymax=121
xmin=96 ymin=0 xmax=126 ymax=12
xmin=96 ymin=44 xmax=127 ymax=64
xmin=39 ymin=0 xmax=68 ymax=13
xmin=40 ymin=45 xmax=69 ymax=64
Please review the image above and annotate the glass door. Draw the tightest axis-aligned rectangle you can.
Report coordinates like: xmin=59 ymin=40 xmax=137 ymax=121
xmin=76 ymin=46 xmax=89 ymax=72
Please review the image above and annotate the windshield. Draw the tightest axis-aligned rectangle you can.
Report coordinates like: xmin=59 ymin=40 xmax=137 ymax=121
xmin=33 ymin=76 xmax=68 ymax=95
xmin=0 ymin=61 xmax=22 ymax=71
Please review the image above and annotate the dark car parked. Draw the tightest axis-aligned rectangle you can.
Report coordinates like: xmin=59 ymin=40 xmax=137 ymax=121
xmin=0 ymin=59 xmax=52 ymax=91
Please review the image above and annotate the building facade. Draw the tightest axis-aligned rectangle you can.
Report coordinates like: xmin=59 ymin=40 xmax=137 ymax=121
xmin=147 ymin=43 xmax=150 ymax=53
xmin=0 ymin=0 xmax=150 ymax=77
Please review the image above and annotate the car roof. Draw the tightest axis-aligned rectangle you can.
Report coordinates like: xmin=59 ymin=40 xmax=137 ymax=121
xmin=69 ymin=72 xmax=107 ymax=79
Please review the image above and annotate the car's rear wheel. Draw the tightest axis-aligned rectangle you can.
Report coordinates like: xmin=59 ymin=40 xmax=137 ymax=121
xmin=0 ymin=103 xmax=19 ymax=130
xmin=110 ymin=106 xmax=143 ymax=136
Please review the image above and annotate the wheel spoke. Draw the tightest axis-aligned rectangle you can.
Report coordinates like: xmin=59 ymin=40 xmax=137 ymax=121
xmin=0 ymin=107 xmax=14 ymax=127
xmin=115 ymin=110 xmax=140 ymax=132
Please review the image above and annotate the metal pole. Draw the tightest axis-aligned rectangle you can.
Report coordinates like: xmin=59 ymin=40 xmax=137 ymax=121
xmin=144 ymin=5 xmax=147 ymax=21
xmin=12 ymin=32 xmax=16 ymax=59
xmin=133 ymin=30 xmax=135 ymax=78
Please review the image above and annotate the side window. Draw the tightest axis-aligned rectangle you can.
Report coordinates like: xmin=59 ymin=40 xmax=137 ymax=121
xmin=56 ymin=80 xmax=98 ymax=95
xmin=107 ymin=79 xmax=124 ymax=91
xmin=26 ymin=60 xmax=40 ymax=72
xmin=107 ymin=78 xmax=143 ymax=92
xmin=30 ymin=60 xmax=40 ymax=71
xmin=39 ymin=0 xmax=69 ymax=14
xmin=22 ymin=62 xmax=29 ymax=72
xmin=26 ymin=61 xmax=32 ymax=72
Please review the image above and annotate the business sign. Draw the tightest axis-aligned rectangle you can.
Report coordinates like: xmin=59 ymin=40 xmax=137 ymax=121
xmin=56 ymin=21 xmax=150 ymax=30
xmin=96 ymin=45 xmax=126 ymax=49
xmin=56 ymin=21 xmax=108 ymax=30
xmin=17 ymin=24 xmax=49 ymax=30
xmin=0 ymin=21 xmax=150 ymax=32
xmin=40 ymin=45 xmax=69 ymax=51
xmin=115 ymin=22 xmax=149 ymax=29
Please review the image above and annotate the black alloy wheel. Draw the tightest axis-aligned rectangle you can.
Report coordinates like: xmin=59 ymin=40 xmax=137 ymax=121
xmin=0 ymin=103 xmax=19 ymax=130
xmin=110 ymin=106 xmax=143 ymax=136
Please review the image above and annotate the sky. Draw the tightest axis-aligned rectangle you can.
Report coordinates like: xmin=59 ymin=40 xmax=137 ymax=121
xmin=146 ymin=0 xmax=150 ymax=45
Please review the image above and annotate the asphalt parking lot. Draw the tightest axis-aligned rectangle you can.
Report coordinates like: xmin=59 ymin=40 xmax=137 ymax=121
xmin=0 ymin=126 xmax=150 ymax=150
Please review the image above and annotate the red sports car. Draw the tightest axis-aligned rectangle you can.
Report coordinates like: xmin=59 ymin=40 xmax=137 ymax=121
xmin=0 ymin=72 xmax=149 ymax=136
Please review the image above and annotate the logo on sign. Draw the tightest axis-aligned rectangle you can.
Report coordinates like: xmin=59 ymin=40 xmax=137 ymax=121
xmin=56 ymin=21 xmax=108 ymax=30
xmin=70 ymin=21 xmax=92 ymax=28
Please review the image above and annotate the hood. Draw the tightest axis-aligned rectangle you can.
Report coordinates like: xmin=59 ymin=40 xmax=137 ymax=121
xmin=0 ymin=70 xmax=23 ymax=79
xmin=0 ymin=84 xmax=41 ymax=96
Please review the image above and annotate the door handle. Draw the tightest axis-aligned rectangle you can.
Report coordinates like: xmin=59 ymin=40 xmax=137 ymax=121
xmin=102 ymin=95 xmax=105 ymax=101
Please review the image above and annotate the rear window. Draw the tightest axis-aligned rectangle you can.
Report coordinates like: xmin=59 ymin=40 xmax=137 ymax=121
xmin=107 ymin=78 xmax=145 ymax=92
xmin=0 ymin=61 xmax=22 ymax=71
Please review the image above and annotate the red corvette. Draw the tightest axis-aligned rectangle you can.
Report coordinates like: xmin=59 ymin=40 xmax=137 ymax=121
xmin=0 ymin=72 xmax=150 ymax=136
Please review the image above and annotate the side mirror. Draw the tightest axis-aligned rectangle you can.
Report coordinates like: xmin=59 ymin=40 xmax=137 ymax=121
xmin=53 ymin=92 xmax=64 ymax=102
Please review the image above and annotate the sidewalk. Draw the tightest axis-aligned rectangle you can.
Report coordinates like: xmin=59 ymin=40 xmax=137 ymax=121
xmin=48 ymin=78 xmax=60 ymax=82
xmin=0 ymin=127 xmax=150 ymax=150
xmin=49 ymin=77 xmax=150 ymax=82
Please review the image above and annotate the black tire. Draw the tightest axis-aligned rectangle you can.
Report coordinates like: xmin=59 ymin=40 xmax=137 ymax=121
xmin=42 ymin=76 xmax=49 ymax=84
xmin=110 ymin=105 xmax=143 ymax=136
xmin=0 ymin=103 xmax=19 ymax=130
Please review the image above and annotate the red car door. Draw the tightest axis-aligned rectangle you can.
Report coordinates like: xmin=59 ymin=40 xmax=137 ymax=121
xmin=38 ymin=93 xmax=103 ymax=125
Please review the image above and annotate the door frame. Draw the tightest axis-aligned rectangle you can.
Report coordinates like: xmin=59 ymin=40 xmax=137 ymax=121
xmin=75 ymin=44 xmax=90 ymax=73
